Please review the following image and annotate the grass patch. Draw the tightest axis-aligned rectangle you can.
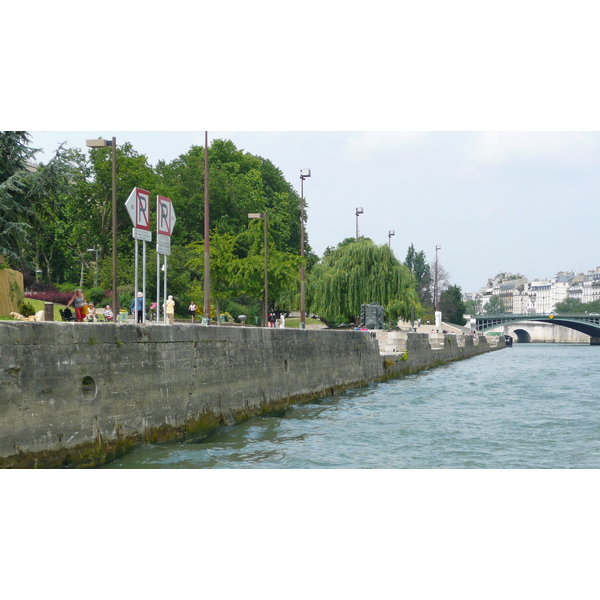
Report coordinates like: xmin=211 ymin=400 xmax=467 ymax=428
xmin=283 ymin=317 xmax=324 ymax=328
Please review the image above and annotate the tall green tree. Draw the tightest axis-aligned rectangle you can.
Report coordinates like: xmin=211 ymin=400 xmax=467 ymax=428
xmin=439 ymin=284 xmax=466 ymax=325
xmin=0 ymin=132 xmax=68 ymax=272
xmin=308 ymin=238 xmax=421 ymax=324
xmin=404 ymin=243 xmax=432 ymax=307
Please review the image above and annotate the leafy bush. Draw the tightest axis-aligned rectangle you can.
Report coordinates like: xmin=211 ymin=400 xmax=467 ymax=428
xmin=18 ymin=301 xmax=36 ymax=317
xmin=87 ymin=287 xmax=105 ymax=306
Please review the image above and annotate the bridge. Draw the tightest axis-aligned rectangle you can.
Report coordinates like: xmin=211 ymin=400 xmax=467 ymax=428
xmin=476 ymin=314 xmax=600 ymax=344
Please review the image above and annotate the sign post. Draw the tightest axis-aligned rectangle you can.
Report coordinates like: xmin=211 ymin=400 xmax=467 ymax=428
xmin=125 ymin=188 xmax=152 ymax=323
xmin=156 ymin=196 xmax=176 ymax=324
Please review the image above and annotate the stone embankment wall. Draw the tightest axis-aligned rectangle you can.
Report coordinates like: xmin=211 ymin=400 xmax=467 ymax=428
xmin=0 ymin=322 xmax=504 ymax=468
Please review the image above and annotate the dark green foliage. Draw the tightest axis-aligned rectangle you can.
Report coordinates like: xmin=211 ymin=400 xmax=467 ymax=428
xmin=18 ymin=300 xmax=35 ymax=317
xmin=439 ymin=284 xmax=466 ymax=325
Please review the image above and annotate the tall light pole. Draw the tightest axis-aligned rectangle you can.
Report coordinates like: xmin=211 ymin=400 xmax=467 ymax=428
xmin=203 ymin=131 xmax=211 ymax=325
xmin=300 ymin=168 xmax=311 ymax=330
xmin=87 ymin=248 xmax=99 ymax=287
xmin=355 ymin=207 xmax=364 ymax=241
xmin=434 ymin=245 xmax=441 ymax=311
xmin=248 ymin=212 xmax=268 ymax=326
xmin=86 ymin=137 xmax=118 ymax=318
xmin=388 ymin=230 xmax=395 ymax=249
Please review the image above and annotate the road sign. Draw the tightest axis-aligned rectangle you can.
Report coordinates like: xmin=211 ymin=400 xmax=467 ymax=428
xmin=125 ymin=187 xmax=151 ymax=231
xmin=157 ymin=195 xmax=176 ymax=236
xmin=156 ymin=195 xmax=176 ymax=256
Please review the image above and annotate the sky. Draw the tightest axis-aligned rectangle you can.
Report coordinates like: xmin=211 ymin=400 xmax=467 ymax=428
xmin=28 ymin=130 xmax=600 ymax=293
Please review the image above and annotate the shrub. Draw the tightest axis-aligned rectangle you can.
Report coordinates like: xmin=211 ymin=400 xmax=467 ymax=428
xmin=87 ymin=287 xmax=105 ymax=306
xmin=18 ymin=301 xmax=36 ymax=317
xmin=25 ymin=291 xmax=74 ymax=305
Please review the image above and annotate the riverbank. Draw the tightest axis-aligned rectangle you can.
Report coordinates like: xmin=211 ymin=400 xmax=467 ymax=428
xmin=0 ymin=322 xmax=504 ymax=468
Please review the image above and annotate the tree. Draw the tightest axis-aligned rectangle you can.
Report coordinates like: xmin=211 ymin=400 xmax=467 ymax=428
xmin=0 ymin=132 xmax=68 ymax=272
xmin=484 ymin=295 xmax=505 ymax=314
xmin=464 ymin=297 xmax=482 ymax=316
xmin=404 ymin=243 xmax=432 ymax=307
xmin=308 ymin=238 xmax=421 ymax=324
xmin=439 ymin=284 xmax=466 ymax=325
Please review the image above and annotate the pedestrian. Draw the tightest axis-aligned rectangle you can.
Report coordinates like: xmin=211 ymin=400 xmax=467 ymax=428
xmin=279 ymin=313 xmax=286 ymax=328
xmin=188 ymin=300 xmax=197 ymax=324
xmin=165 ymin=295 xmax=175 ymax=325
xmin=268 ymin=311 xmax=276 ymax=328
xmin=150 ymin=302 xmax=157 ymax=321
xmin=130 ymin=292 xmax=144 ymax=323
xmin=66 ymin=289 xmax=86 ymax=322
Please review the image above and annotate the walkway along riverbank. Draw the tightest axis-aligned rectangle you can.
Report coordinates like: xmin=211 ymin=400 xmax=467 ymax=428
xmin=0 ymin=322 xmax=505 ymax=468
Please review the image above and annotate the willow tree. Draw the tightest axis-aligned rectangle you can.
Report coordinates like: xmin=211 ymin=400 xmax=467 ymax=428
xmin=308 ymin=238 xmax=422 ymax=324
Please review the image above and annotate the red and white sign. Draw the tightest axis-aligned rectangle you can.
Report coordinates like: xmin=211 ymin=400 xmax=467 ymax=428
xmin=125 ymin=187 xmax=152 ymax=241
xmin=156 ymin=195 xmax=176 ymax=255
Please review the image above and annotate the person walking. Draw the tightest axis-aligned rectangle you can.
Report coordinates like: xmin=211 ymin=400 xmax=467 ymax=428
xmin=165 ymin=295 xmax=175 ymax=325
xmin=130 ymin=292 xmax=144 ymax=323
xmin=279 ymin=313 xmax=286 ymax=328
xmin=268 ymin=311 xmax=276 ymax=328
xmin=66 ymin=289 xmax=86 ymax=322
xmin=188 ymin=301 xmax=197 ymax=324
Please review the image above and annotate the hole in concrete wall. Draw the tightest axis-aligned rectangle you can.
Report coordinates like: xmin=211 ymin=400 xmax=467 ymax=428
xmin=283 ymin=359 xmax=289 ymax=373
xmin=81 ymin=376 xmax=97 ymax=400
xmin=513 ymin=329 xmax=531 ymax=343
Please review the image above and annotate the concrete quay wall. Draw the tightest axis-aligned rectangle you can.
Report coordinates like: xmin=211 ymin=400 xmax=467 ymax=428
xmin=0 ymin=322 xmax=504 ymax=468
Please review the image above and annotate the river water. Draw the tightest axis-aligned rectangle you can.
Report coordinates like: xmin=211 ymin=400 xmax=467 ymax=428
xmin=104 ymin=343 xmax=600 ymax=469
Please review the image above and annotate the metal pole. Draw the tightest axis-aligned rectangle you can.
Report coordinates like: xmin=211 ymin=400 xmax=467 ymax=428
xmin=435 ymin=245 xmax=441 ymax=311
xmin=300 ymin=175 xmax=305 ymax=328
xmin=94 ymin=249 xmax=98 ymax=288
xmin=111 ymin=137 xmax=118 ymax=318
xmin=163 ymin=256 xmax=168 ymax=324
xmin=264 ymin=213 xmax=268 ymax=328
xmin=142 ymin=240 xmax=147 ymax=323
xmin=156 ymin=244 xmax=160 ymax=324
xmin=134 ymin=236 xmax=139 ymax=322
xmin=203 ymin=131 xmax=210 ymax=325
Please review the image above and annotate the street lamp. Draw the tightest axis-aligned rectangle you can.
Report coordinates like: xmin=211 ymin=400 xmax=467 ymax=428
xmin=35 ymin=269 xmax=42 ymax=282
xmin=87 ymin=248 xmax=99 ymax=288
xmin=300 ymin=168 xmax=311 ymax=330
xmin=248 ymin=212 xmax=268 ymax=327
xmin=86 ymin=137 xmax=118 ymax=318
xmin=388 ymin=230 xmax=395 ymax=249
xmin=434 ymin=245 xmax=441 ymax=311
xmin=355 ymin=207 xmax=364 ymax=241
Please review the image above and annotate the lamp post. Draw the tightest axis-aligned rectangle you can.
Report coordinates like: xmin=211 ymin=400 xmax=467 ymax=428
xmin=203 ymin=131 xmax=210 ymax=325
xmin=248 ymin=212 xmax=268 ymax=326
xmin=86 ymin=137 xmax=118 ymax=318
xmin=388 ymin=230 xmax=395 ymax=249
xmin=87 ymin=248 xmax=99 ymax=288
xmin=434 ymin=245 xmax=441 ymax=311
xmin=355 ymin=207 xmax=364 ymax=241
xmin=300 ymin=168 xmax=311 ymax=329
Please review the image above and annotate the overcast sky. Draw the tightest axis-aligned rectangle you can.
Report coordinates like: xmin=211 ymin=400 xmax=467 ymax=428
xmin=29 ymin=130 xmax=600 ymax=293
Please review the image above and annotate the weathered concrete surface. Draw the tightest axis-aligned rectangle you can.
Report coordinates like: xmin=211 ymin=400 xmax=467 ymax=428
xmin=0 ymin=322 xmax=504 ymax=468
